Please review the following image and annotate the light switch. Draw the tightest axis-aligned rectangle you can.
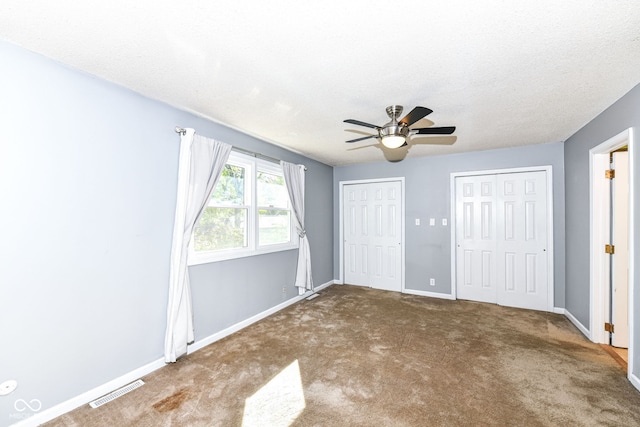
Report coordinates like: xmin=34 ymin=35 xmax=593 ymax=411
xmin=415 ymin=218 xmax=420 ymax=226
xmin=429 ymin=218 xmax=435 ymax=226
xmin=442 ymin=218 xmax=448 ymax=226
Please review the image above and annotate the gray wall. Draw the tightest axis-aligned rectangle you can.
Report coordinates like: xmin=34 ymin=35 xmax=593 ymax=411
xmin=334 ymin=142 xmax=566 ymax=307
xmin=564 ymin=83 xmax=640 ymax=380
xmin=0 ymin=40 xmax=332 ymax=425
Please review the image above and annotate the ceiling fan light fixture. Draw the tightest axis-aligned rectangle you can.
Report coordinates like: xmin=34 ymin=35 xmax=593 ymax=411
xmin=380 ymin=120 xmax=408 ymax=149
xmin=381 ymin=135 xmax=406 ymax=149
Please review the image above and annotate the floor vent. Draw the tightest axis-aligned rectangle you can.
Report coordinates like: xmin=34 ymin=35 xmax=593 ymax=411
xmin=89 ymin=379 xmax=145 ymax=409
xmin=306 ymin=293 xmax=320 ymax=301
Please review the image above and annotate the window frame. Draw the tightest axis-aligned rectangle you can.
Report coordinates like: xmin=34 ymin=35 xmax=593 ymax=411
xmin=188 ymin=151 xmax=298 ymax=265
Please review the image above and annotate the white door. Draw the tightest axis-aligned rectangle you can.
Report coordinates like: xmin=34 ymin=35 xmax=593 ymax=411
xmin=343 ymin=181 xmax=402 ymax=292
xmin=455 ymin=170 xmax=550 ymax=311
xmin=455 ymin=175 xmax=497 ymax=303
xmin=496 ymin=171 xmax=549 ymax=311
xmin=612 ymin=151 xmax=629 ymax=348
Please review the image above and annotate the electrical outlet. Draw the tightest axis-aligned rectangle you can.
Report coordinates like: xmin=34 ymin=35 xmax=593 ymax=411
xmin=429 ymin=278 xmax=435 ymax=286
xmin=282 ymin=286 xmax=287 ymax=294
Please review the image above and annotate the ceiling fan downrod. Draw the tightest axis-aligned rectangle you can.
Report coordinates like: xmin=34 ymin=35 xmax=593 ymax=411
xmin=385 ymin=105 xmax=404 ymax=121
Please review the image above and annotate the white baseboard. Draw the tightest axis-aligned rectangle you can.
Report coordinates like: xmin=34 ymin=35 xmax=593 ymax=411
xmin=339 ymin=283 xmax=456 ymax=300
xmin=12 ymin=358 xmax=166 ymax=427
xmin=630 ymin=371 xmax=640 ymax=393
xmin=14 ymin=280 xmax=335 ymax=427
xmin=564 ymin=309 xmax=591 ymax=340
xmin=402 ymin=288 xmax=456 ymax=300
xmin=342 ymin=282 xmax=369 ymax=288
xmin=553 ymin=307 xmax=566 ymax=315
xmin=188 ymin=279 xmax=334 ymax=353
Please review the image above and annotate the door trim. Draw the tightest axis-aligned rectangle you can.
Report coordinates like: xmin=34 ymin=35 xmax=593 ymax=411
xmin=589 ymin=128 xmax=635 ymax=384
xmin=338 ymin=177 xmax=406 ymax=292
xmin=449 ymin=166 xmax=555 ymax=311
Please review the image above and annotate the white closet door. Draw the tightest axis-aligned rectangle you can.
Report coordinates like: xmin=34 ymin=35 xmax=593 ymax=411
xmin=343 ymin=181 xmax=402 ymax=292
xmin=455 ymin=175 xmax=498 ymax=303
xmin=344 ymin=184 xmax=371 ymax=287
xmin=496 ymin=171 xmax=549 ymax=311
xmin=455 ymin=170 xmax=551 ymax=312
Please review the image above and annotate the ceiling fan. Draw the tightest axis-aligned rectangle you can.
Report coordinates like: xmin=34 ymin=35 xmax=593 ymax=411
xmin=344 ymin=105 xmax=455 ymax=149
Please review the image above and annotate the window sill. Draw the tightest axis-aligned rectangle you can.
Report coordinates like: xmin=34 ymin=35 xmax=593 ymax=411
xmin=188 ymin=242 xmax=299 ymax=266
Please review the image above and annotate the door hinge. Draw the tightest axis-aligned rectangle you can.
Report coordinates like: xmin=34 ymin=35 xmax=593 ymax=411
xmin=604 ymin=322 xmax=615 ymax=333
xmin=605 ymin=169 xmax=615 ymax=179
xmin=605 ymin=244 xmax=615 ymax=254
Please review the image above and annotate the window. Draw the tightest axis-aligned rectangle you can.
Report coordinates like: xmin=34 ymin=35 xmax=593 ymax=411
xmin=189 ymin=151 xmax=296 ymax=264
xmin=257 ymin=170 xmax=291 ymax=246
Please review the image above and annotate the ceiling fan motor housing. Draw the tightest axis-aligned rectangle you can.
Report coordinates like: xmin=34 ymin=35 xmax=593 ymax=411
xmin=379 ymin=123 xmax=409 ymax=139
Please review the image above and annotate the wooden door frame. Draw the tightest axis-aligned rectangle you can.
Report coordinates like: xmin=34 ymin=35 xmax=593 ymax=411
xmin=589 ymin=128 xmax=636 ymax=385
xmin=449 ymin=166 xmax=555 ymax=311
xmin=338 ymin=177 xmax=406 ymax=292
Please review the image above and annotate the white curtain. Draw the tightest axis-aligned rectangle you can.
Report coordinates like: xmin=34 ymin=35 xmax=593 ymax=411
xmin=164 ymin=129 xmax=232 ymax=363
xmin=281 ymin=161 xmax=313 ymax=292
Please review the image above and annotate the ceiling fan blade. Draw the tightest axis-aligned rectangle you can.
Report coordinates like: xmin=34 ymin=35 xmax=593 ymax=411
xmin=347 ymin=143 xmax=380 ymax=151
xmin=346 ymin=129 xmax=375 ymax=136
xmin=346 ymin=135 xmax=377 ymax=143
xmin=411 ymin=135 xmax=457 ymax=146
xmin=344 ymin=119 xmax=381 ymax=129
xmin=409 ymin=117 xmax=435 ymax=129
xmin=398 ymin=107 xmax=433 ymax=127
xmin=413 ymin=126 xmax=456 ymax=135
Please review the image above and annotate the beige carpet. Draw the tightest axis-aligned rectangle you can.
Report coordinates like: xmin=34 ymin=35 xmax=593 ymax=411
xmin=46 ymin=285 xmax=640 ymax=426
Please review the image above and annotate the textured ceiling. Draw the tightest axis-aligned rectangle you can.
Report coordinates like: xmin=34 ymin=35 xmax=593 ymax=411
xmin=2 ymin=1 xmax=640 ymax=166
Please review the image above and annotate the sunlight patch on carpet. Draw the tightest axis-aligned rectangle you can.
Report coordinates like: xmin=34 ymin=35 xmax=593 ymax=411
xmin=242 ymin=359 xmax=306 ymax=427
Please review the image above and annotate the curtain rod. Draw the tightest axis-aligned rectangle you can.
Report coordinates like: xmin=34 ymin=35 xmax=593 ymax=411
xmin=175 ymin=126 xmax=306 ymax=169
